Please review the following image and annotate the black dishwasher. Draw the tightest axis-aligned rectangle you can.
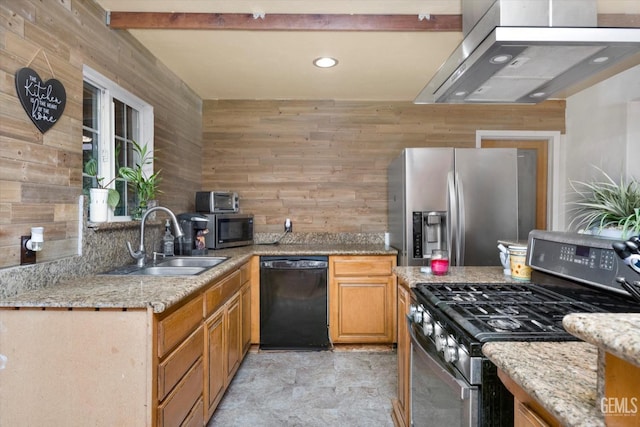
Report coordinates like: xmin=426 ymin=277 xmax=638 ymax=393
xmin=259 ymin=256 xmax=330 ymax=350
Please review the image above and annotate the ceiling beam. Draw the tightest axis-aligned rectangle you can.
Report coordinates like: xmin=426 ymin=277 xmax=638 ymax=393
xmin=598 ymin=14 xmax=640 ymax=28
xmin=106 ymin=12 xmax=640 ymax=31
xmin=107 ymin=12 xmax=463 ymax=31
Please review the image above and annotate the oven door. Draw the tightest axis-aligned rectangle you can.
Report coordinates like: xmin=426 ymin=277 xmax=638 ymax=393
xmin=408 ymin=317 xmax=479 ymax=427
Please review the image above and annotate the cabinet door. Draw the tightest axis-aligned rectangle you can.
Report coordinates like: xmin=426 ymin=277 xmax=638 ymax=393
xmin=226 ymin=293 xmax=242 ymax=383
xmin=394 ymin=284 xmax=411 ymax=426
xmin=330 ymin=275 xmax=395 ymax=343
xmin=515 ymin=402 xmax=552 ymax=427
xmin=206 ymin=309 xmax=225 ymax=418
xmin=241 ymin=282 xmax=251 ymax=356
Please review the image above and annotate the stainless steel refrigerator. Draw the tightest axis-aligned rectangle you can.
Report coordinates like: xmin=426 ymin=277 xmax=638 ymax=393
xmin=388 ymin=147 xmax=521 ymax=266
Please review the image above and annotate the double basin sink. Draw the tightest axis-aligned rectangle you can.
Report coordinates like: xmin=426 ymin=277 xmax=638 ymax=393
xmin=103 ymin=256 xmax=229 ymax=276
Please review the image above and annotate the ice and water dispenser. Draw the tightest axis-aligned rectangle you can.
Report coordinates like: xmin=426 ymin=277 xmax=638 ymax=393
xmin=412 ymin=211 xmax=447 ymax=260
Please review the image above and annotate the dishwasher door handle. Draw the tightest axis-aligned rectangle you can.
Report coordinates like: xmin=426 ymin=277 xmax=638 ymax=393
xmin=260 ymin=260 xmax=328 ymax=269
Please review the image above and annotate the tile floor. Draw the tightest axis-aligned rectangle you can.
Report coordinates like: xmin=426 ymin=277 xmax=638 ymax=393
xmin=208 ymin=349 xmax=397 ymax=426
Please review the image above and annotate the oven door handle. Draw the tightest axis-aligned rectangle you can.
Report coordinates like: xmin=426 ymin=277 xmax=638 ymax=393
xmin=407 ymin=315 xmax=472 ymax=400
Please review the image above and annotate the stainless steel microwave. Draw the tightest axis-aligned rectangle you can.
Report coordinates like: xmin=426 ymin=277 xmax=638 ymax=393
xmin=203 ymin=213 xmax=254 ymax=249
xmin=195 ymin=191 xmax=239 ymax=213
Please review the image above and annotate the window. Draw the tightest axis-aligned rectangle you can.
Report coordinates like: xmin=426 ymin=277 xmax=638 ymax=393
xmin=82 ymin=65 xmax=154 ymax=221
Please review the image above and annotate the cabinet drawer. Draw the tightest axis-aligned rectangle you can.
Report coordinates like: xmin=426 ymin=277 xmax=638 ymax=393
xmin=158 ymin=326 xmax=204 ymax=401
xmin=205 ymin=270 xmax=241 ymax=317
xmin=157 ymin=358 xmax=204 ymax=427
xmin=181 ymin=397 xmax=204 ymax=427
xmin=158 ymin=295 xmax=203 ymax=358
xmin=331 ymin=256 xmax=395 ymax=277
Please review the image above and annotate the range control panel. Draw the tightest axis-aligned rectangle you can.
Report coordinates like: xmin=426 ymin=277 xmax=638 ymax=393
xmin=528 ymin=231 xmax=640 ymax=293
xmin=558 ymin=244 xmax=617 ymax=270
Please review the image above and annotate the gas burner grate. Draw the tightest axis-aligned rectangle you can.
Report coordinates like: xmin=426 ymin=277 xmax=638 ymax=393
xmin=413 ymin=282 xmax=605 ymax=342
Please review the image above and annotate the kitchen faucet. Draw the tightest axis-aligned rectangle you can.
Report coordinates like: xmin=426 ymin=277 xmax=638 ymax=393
xmin=127 ymin=206 xmax=185 ymax=267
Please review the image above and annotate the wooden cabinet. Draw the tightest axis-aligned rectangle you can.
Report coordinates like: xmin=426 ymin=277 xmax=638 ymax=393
xmin=515 ymin=402 xmax=552 ymax=427
xmin=329 ymin=255 xmax=397 ymax=344
xmin=392 ymin=282 xmax=411 ymax=427
xmin=226 ymin=293 xmax=242 ymax=381
xmin=157 ymin=356 xmax=204 ymax=427
xmin=498 ymin=369 xmax=561 ymax=427
xmin=155 ymin=295 xmax=205 ymax=427
xmin=206 ymin=308 xmax=225 ymax=416
xmin=241 ymin=281 xmax=252 ymax=356
xmin=240 ymin=261 xmax=252 ymax=356
xmin=203 ymin=263 xmax=252 ymax=420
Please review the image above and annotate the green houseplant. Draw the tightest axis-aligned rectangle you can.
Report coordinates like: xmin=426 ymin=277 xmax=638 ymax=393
xmin=119 ymin=140 xmax=162 ymax=219
xmin=568 ymin=168 xmax=640 ymax=238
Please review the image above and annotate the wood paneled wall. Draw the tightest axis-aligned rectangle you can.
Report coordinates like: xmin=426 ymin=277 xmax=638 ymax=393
xmin=0 ymin=0 xmax=202 ymax=268
xmin=202 ymin=100 xmax=565 ymax=233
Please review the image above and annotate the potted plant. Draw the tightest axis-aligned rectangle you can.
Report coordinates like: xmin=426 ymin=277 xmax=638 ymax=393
xmin=84 ymin=158 xmax=121 ymax=222
xmin=568 ymin=167 xmax=640 ymax=239
xmin=119 ymin=140 xmax=162 ymax=220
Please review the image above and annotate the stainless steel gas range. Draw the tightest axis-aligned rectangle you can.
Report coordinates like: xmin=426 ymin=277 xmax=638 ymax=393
xmin=407 ymin=230 xmax=640 ymax=427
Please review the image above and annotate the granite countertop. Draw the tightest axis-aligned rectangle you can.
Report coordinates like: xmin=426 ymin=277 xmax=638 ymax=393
xmin=563 ymin=313 xmax=640 ymax=367
xmin=395 ymin=266 xmax=517 ymax=287
xmin=0 ymin=244 xmax=395 ymax=313
xmin=483 ymin=341 xmax=604 ymax=427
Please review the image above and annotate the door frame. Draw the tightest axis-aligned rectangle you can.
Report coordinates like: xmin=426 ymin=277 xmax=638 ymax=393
xmin=475 ymin=130 xmax=562 ymax=231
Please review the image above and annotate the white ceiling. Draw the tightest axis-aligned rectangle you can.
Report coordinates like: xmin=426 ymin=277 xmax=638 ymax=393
xmin=95 ymin=0 xmax=639 ymax=101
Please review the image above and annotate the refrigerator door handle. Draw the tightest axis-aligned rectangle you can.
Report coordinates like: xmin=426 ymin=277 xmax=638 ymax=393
xmin=455 ymin=172 xmax=465 ymax=266
xmin=447 ymin=171 xmax=456 ymax=264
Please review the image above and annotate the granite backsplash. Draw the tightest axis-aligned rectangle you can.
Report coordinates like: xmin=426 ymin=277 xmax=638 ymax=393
xmin=0 ymin=226 xmax=384 ymax=299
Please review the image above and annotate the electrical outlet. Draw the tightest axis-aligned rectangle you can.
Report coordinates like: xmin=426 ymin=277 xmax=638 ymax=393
xmin=284 ymin=218 xmax=292 ymax=232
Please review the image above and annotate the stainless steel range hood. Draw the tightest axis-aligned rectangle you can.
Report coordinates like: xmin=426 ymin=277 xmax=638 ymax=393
xmin=415 ymin=0 xmax=640 ymax=104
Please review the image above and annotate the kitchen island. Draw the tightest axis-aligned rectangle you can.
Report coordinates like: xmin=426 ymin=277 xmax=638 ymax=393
xmin=483 ymin=314 xmax=640 ymax=426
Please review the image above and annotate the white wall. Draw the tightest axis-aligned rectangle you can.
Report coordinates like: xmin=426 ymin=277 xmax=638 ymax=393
xmin=560 ymin=64 xmax=640 ymax=229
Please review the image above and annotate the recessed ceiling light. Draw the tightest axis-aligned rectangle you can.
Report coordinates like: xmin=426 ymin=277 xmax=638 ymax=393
xmin=530 ymin=92 xmax=546 ymax=98
xmin=313 ymin=57 xmax=338 ymax=68
xmin=591 ymin=56 xmax=610 ymax=64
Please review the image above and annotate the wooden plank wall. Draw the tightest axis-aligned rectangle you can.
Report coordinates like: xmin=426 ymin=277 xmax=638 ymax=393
xmin=202 ymin=100 xmax=565 ymax=233
xmin=0 ymin=0 xmax=202 ymax=268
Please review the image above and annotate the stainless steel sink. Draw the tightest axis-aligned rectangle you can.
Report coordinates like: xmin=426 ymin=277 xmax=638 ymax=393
xmin=129 ymin=266 xmax=207 ymax=276
xmin=101 ymin=256 xmax=229 ymax=276
xmin=156 ymin=256 xmax=228 ymax=268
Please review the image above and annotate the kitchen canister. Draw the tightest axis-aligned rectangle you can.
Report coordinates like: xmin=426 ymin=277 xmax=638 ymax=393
xmin=509 ymin=245 xmax=531 ymax=281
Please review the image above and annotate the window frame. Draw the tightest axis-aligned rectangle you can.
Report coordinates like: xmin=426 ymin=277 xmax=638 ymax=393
xmin=82 ymin=65 xmax=154 ymax=222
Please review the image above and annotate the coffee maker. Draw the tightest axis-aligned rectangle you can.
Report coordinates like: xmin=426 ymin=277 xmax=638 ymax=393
xmin=176 ymin=213 xmax=210 ymax=256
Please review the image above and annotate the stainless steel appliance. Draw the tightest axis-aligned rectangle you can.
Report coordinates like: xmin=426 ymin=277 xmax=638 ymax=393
xmin=414 ymin=0 xmax=640 ymax=104
xmin=259 ymin=256 xmax=330 ymax=350
xmin=202 ymin=213 xmax=254 ymax=250
xmin=407 ymin=231 xmax=640 ymax=426
xmin=388 ymin=147 xmax=529 ymax=267
xmin=195 ymin=191 xmax=239 ymax=213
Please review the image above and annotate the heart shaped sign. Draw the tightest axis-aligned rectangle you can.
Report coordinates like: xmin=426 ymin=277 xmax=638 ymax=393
xmin=15 ymin=67 xmax=66 ymax=134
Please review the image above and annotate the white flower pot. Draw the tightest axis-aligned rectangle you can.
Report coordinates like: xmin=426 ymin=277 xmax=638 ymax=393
xmin=89 ymin=188 xmax=110 ymax=222
xmin=587 ymin=227 xmax=631 ymax=240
